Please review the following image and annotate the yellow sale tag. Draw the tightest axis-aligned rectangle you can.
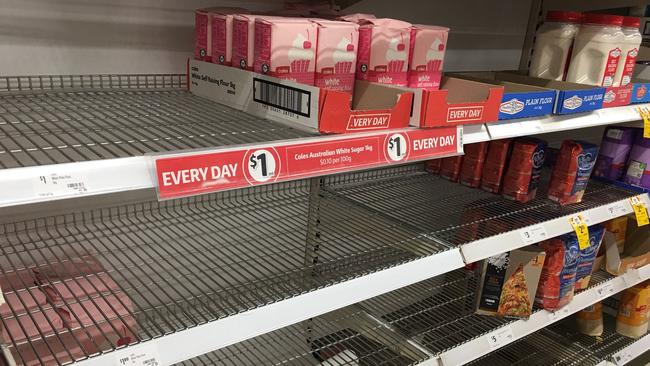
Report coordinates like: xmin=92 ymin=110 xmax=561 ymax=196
xmin=630 ymin=196 xmax=649 ymax=226
xmin=638 ymin=107 xmax=650 ymax=138
xmin=569 ymin=215 xmax=590 ymax=249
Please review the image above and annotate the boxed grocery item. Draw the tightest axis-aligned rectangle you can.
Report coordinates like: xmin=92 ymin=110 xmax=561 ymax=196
xmin=312 ymin=19 xmax=359 ymax=93
xmin=605 ymin=214 xmax=650 ymax=275
xmin=338 ymin=13 xmax=376 ymax=23
xmin=593 ymin=127 xmax=637 ymax=181
xmin=547 ymin=140 xmax=599 ymax=205
xmin=425 ymin=158 xmax=441 ymax=174
xmin=459 ymin=142 xmax=488 ymax=188
xmin=450 ymin=72 xmax=556 ymax=120
xmin=605 ymin=215 xmax=628 ymax=254
xmin=439 ymin=155 xmax=463 ymax=182
xmin=481 ymin=139 xmax=512 ymax=193
xmin=408 ymin=25 xmax=449 ymax=90
xmin=254 ymin=16 xmax=318 ymax=85
xmin=535 ymin=232 xmax=581 ymax=310
xmin=355 ymin=18 xmax=412 ymax=86
xmin=502 ymin=138 xmax=547 ymax=203
xmin=575 ymin=224 xmax=605 ymax=291
xmin=616 ymin=280 xmax=650 ymax=338
xmin=624 ymin=133 xmax=650 ymax=189
xmin=211 ymin=12 xmax=239 ymax=66
xmin=492 ymin=72 xmax=606 ymax=114
xmin=195 ymin=7 xmax=245 ymax=62
xmin=189 ymin=59 xmax=416 ymax=134
xmin=476 ymin=247 xmax=546 ymax=318
xmin=631 ymin=80 xmax=650 ymax=103
xmin=232 ymin=14 xmax=258 ymax=70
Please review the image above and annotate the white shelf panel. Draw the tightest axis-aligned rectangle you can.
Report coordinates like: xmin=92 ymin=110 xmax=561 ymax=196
xmin=603 ymin=333 xmax=650 ymax=366
xmin=462 ymin=124 xmax=491 ymax=144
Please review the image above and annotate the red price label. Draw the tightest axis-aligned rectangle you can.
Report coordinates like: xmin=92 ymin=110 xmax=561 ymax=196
xmin=155 ymin=127 xmax=459 ymax=199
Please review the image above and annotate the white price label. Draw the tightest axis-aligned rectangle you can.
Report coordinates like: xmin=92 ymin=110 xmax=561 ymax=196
xmin=623 ymin=269 xmax=642 ymax=287
xmin=486 ymin=326 xmax=514 ymax=350
xmin=607 ymin=201 xmax=630 ymax=218
xmin=520 ymin=224 xmax=548 ymax=244
xmin=247 ymin=149 xmax=277 ymax=183
xmin=582 ymin=212 xmax=593 ymax=225
xmin=32 ymin=173 xmax=89 ymax=198
xmin=596 ymin=282 xmax=616 ymax=299
xmin=386 ymin=133 xmax=408 ymax=162
xmin=548 ymin=305 xmax=572 ymax=322
xmin=613 ymin=351 xmax=632 ymax=365
xmin=114 ymin=343 xmax=161 ymax=366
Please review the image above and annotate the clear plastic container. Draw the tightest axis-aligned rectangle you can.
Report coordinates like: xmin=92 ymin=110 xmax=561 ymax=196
xmin=566 ymin=14 xmax=625 ymax=86
xmin=529 ymin=11 xmax=582 ymax=81
xmin=613 ymin=16 xmax=642 ymax=86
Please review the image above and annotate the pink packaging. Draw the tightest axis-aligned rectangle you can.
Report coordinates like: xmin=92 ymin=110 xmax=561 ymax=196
xmin=408 ymin=25 xmax=449 ymax=90
xmin=356 ymin=18 xmax=412 ymax=86
xmin=211 ymin=13 xmax=236 ymax=65
xmin=232 ymin=14 xmax=258 ymax=70
xmin=312 ymin=19 xmax=359 ymax=93
xmin=195 ymin=7 xmax=244 ymax=62
xmin=338 ymin=13 xmax=376 ymax=23
xmin=41 ymin=272 xmax=120 ymax=306
xmin=1 ymin=308 xmax=63 ymax=344
xmin=254 ymin=16 xmax=318 ymax=85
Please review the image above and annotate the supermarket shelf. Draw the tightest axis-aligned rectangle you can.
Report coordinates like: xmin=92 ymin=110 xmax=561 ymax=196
xmin=602 ymin=332 xmax=650 ymax=366
xmin=0 ymin=180 xmax=464 ymax=366
xmin=486 ymin=104 xmax=648 ymax=140
xmin=325 ymin=165 xmax=647 ymax=264
xmin=462 ymin=124 xmax=491 ymax=144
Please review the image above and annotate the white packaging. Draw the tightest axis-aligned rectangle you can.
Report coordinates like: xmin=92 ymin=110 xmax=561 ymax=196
xmin=566 ymin=14 xmax=625 ymax=86
xmin=529 ymin=11 xmax=582 ymax=81
xmin=613 ymin=16 xmax=642 ymax=86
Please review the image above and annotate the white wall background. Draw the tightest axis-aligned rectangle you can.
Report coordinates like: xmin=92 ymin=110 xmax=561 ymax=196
xmin=0 ymin=0 xmax=532 ymax=76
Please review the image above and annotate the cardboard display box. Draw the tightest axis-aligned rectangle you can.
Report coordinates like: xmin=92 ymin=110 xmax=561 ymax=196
xmin=605 ymin=214 xmax=650 ymax=275
xmin=188 ymin=59 xmax=413 ymax=134
xmin=631 ymin=80 xmax=650 ymax=104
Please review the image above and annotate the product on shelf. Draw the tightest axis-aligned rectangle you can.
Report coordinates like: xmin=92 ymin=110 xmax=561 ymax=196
xmin=547 ymin=140 xmax=599 ymax=205
xmin=232 ymin=14 xmax=258 ymax=70
xmin=312 ymin=19 xmax=359 ymax=93
xmin=624 ymin=132 xmax=650 ymax=188
xmin=616 ymin=280 xmax=650 ymax=338
xmin=354 ymin=18 xmax=412 ymax=86
xmin=613 ymin=17 xmax=642 ymax=87
xmin=529 ymin=10 xmax=582 ymax=81
xmin=439 ymin=155 xmax=463 ymax=182
xmin=593 ymin=127 xmax=637 ymax=181
xmin=535 ymin=232 xmax=581 ymax=310
xmin=576 ymin=302 xmax=604 ymax=336
xmin=606 ymin=214 xmax=650 ymax=275
xmin=211 ymin=10 xmax=242 ymax=66
xmin=407 ymin=24 xmax=449 ymax=90
xmin=194 ymin=7 xmax=246 ymax=62
xmin=338 ymin=13 xmax=376 ymax=23
xmin=575 ymin=224 xmax=605 ymax=291
xmin=605 ymin=216 xmax=628 ymax=254
xmin=476 ymin=247 xmax=546 ymax=318
xmin=254 ymin=16 xmax=318 ymax=85
xmin=425 ymin=159 xmax=442 ymax=174
xmin=460 ymin=142 xmax=489 ymax=188
xmin=566 ymin=14 xmax=625 ymax=87
xmin=481 ymin=139 xmax=513 ymax=193
xmin=502 ymin=138 xmax=547 ymax=203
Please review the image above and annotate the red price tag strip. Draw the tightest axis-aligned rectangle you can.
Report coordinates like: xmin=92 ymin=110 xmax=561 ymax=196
xmin=155 ymin=128 xmax=460 ymax=199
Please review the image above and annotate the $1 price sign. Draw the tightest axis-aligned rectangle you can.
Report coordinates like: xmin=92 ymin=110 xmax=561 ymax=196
xmin=245 ymin=149 xmax=279 ymax=183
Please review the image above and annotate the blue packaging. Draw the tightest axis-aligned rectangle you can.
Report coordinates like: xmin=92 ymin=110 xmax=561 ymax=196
xmin=554 ymin=88 xmax=606 ymax=114
xmin=498 ymin=89 xmax=556 ymax=120
xmin=575 ymin=224 xmax=605 ymax=290
xmin=631 ymin=82 xmax=650 ymax=104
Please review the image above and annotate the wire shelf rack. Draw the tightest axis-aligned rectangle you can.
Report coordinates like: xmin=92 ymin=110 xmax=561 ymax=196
xmin=0 ymin=76 xmax=312 ymax=169
xmin=0 ymin=180 xmax=449 ymax=366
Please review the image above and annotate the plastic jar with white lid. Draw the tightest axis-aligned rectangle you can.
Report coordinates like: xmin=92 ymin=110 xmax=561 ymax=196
xmin=613 ymin=16 xmax=642 ymax=86
xmin=566 ymin=14 xmax=625 ymax=86
xmin=529 ymin=11 xmax=582 ymax=80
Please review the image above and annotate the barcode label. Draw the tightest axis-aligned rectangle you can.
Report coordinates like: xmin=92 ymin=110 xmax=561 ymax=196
xmin=253 ymin=78 xmax=311 ymax=117
xmin=33 ymin=172 xmax=89 ymax=198
xmin=114 ymin=342 xmax=161 ymax=366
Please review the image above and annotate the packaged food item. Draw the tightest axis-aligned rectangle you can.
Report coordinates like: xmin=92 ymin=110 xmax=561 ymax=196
xmin=529 ymin=11 xmax=582 ymax=80
xmin=407 ymin=25 xmax=449 ymax=90
xmin=547 ymin=140 xmax=599 ymax=205
xmin=576 ymin=302 xmax=604 ymax=336
xmin=355 ymin=18 xmax=412 ymax=86
xmin=338 ymin=13 xmax=376 ymax=23
xmin=575 ymin=224 xmax=605 ymax=291
xmin=566 ymin=14 xmax=625 ymax=86
xmin=476 ymin=247 xmax=546 ymax=318
xmin=624 ymin=133 xmax=650 ymax=189
xmin=254 ymin=16 xmax=318 ymax=85
xmin=535 ymin=233 xmax=581 ymax=310
xmin=211 ymin=11 xmax=240 ymax=65
xmin=481 ymin=139 xmax=512 ymax=193
xmin=593 ymin=127 xmax=637 ymax=181
xmin=502 ymin=138 xmax=547 ymax=203
xmin=606 ymin=214 xmax=650 ymax=275
xmin=232 ymin=14 xmax=258 ymax=70
xmin=439 ymin=155 xmax=463 ymax=182
xmin=613 ymin=16 xmax=642 ymax=86
xmin=616 ymin=280 xmax=650 ymax=338
xmin=312 ymin=19 xmax=359 ymax=93
xmin=460 ymin=142 xmax=489 ymax=188
xmin=425 ymin=159 xmax=442 ymax=174
xmin=195 ymin=7 xmax=245 ymax=62
xmin=605 ymin=216 xmax=628 ymax=254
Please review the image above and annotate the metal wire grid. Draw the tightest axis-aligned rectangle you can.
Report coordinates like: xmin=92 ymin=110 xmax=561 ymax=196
xmin=0 ymin=87 xmax=312 ymax=168
xmin=325 ymin=166 xmax=637 ymax=246
xmin=0 ymin=180 xmax=449 ymax=365
xmin=468 ymin=314 xmax=641 ymax=366
xmin=0 ymin=75 xmax=186 ymax=93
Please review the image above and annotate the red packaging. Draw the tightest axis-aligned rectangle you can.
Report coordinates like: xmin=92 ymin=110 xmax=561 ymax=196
xmin=502 ymin=138 xmax=547 ymax=203
xmin=534 ymin=234 xmax=580 ymax=310
xmin=194 ymin=7 xmax=245 ymax=62
xmin=426 ymin=159 xmax=442 ymax=174
xmin=460 ymin=142 xmax=489 ymax=188
xmin=481 ymin=139 xmax=512 ymax=193
xmin=439 ymin=155 xmax=463 ymax=182
xmin=547 ymin=140 xmax=599 ymax=205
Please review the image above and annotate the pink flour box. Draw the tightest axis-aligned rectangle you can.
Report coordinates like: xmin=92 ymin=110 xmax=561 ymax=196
xmin=408 ymin=25 xmax=449 ymax=90
xmin=211 ymin=12 xmax=239 ymax=65
xmin=254 ymin=16 xmax=318 ymax=85
xmin=232 ymin=14 xmax=258 ymax=70
xmin=312 ymin=19 xmax=359 ymax=93
xmin=338 ymin=13 xmax=376 ymax=23
xmin=356 ymin=18 xmax=412 ymax=86
xmin=194 ymin=7 xmax=244 ymax=62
